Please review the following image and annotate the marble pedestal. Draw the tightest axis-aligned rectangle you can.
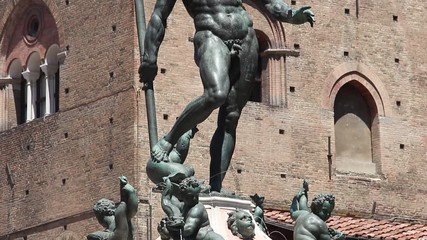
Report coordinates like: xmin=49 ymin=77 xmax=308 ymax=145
xmin=156 ymin=196 xmax=271 ymax=240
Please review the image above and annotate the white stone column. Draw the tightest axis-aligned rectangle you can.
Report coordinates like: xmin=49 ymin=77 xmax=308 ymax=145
xmin=40 ymin=63 xmax=58 ymax=116
xmin=22 ymin=70 xmax=40 ymax=121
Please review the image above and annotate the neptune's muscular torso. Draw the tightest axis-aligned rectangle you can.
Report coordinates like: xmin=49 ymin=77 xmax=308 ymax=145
xmin=183 ymin=0 xmax=254 ymax=40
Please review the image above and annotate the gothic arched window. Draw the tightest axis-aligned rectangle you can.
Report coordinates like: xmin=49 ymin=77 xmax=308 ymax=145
xmin=334 ymin=81 xmax=378 ymax=175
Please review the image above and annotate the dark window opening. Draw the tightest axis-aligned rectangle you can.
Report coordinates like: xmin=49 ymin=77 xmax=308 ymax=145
xmin=249 ymin=80 xmax=262 ymax=102
xmin=28 ymin=18 xmax=40 ymax=37
xmin=36 ymin=72 xmax=46 ymax=118
xmin=19 ymin=78 xmax=27 ymax=124
xmin=249 ymin=54 xmax=263 ymax=102
xmin=334 ymin=82 xmax=377 ymax=175
xmin=55 ymin=69 xmax=60 ymax=112
xmin=249 ymin=30 xmax=270 ymax=103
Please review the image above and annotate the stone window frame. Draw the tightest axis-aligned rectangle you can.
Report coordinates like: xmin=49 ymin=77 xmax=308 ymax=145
xmin=2 ymin=45 xmax=66 ymax=127
xmin=322 ymin=62 xmax=393 ymax=177
xmin=333 ymin=80 xmax=378 ymax=175
xmin=0 ymin=1 xmax=65 ymax=130
xmin=245 ymin=0 xmax=298 ymax=107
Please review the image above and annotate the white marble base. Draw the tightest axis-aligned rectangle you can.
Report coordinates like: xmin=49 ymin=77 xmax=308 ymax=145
xmin=156 ymin=196 xmax=271 ymax=240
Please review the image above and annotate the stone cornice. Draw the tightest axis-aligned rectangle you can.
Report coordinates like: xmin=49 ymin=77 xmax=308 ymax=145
xmin=0 ymin=77 xmax=18 ymax=85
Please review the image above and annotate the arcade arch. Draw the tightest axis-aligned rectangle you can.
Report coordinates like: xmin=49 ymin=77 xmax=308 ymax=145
xmin=244 ymin=0 xmax=293 ymax=106
xmin=0 ymin=0 xmax=66 ymax=130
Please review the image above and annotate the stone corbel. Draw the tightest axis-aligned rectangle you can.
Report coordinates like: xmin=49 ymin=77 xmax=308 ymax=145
xmin=0 ymin=77 xmax=22 ymax=89
xmin=57 ymin=51 xmax=67 ymax=65
xmin=0 ymin=77 xmax=16 ymax=85
xmin=260 ymin=48 xmax=300 ymax=57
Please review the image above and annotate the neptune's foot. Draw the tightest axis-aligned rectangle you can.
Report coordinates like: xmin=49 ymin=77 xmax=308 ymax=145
xmin=151 ymin=138 xmax=173 ymax=162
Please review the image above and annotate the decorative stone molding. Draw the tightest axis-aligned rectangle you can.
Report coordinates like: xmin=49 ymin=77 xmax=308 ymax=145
xmin=21 ymin=70 xmax=40 ymax=82
xmin=57 ymin=51 xmax=67 ymax=65
xmin=322 ymin=62 xmax=392 ymax=117
xmin=0 ymin=77 xmax=16 ymax=85
xmin=40 ymin=63 xmax=58 ymax=77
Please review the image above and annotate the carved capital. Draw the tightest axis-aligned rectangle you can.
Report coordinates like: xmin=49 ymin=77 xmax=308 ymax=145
xmin=22 ymin=70 xmax=40 ymax=82
xmin=40 ymin=63 xmax=58 ymax=77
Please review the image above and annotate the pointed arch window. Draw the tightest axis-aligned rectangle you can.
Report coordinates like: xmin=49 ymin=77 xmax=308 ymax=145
xmin=334 ymin=81 xmax=378 ymax=175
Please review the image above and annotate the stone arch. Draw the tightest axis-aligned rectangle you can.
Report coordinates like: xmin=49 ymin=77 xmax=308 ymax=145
xmin=1 ymin=59 xmax=26 ymax=128
xmin=255 ymin=30 xmax=272 ymax=51
xmin=45 ymin=44 xmax=60 ymax=65
xmin=334 ymin=81 xmax=378 ymax=175
xmin=323 ymin=62 xmax=389 ymax=175
xmin=0 ymin=0 xmax=64 ymax=130
xmin=0 ymin=0 xmax=64 ymax=44
xmin=0 ymin=0 xmax=64 ymax=74
xmin=243 ymin=0 xmax=286 ymax=47
xmin=322 ymin=62 xmax=392 ymax=117
xmin=7 ymin=59 xmax=23 ymax=79
xmin=26 ymin=51 xmax=42 ymax=74
xmin=243 ymin=0 xmax=291 ymax=106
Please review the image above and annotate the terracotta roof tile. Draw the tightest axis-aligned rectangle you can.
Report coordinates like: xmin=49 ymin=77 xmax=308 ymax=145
xmin=265 ymin=208 xmax=427 ymax=240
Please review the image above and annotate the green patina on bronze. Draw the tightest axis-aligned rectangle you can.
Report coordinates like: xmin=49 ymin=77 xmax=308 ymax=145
xmin=250 ymin=193 xmax=266 ymax=233
xmin=140 ymin=0 xmax=315 ymax=192
xmin=158 ymin=175 xmax=224 ymax=240
xmin=136 ymin=0 xmax=316 ymax=238
xmin=87 ymin=176 xmax=138 ymax=240
xmin=290 ymin=180 xmax=345 ymax=240
xmin=227 ymin=210 xmax=256 ymax=239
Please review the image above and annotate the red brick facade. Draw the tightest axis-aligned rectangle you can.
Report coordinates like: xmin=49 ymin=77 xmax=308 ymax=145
xmin=0 ymin=0 xmax=425 ymax=239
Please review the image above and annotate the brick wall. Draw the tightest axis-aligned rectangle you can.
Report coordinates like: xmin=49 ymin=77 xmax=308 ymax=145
xmin=0 ymin=0 xmax=143 ymax=239
xmin=0 ymin=0 xmax=426 ymax=239
xmin=141 ymin=0 xmax=427 ymax=225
